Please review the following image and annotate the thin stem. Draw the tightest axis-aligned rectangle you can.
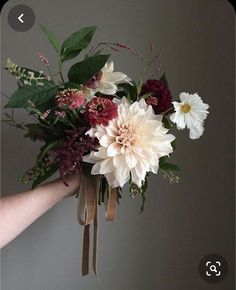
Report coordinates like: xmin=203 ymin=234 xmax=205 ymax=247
xmin=58 ymin=59 xmax=65 ymax=83
xmin=46 ymin=65 xmax=55 ymax=83
xmin=1 ymin=91 xmax=10 ymax=99
xmin=1 ymin=117 xmax=27 ymax=131
xmin=163 ymin=107 xmax=175 ymax=116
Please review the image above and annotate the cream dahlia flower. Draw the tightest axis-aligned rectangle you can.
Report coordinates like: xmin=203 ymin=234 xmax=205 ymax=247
xmin=170 ymin=92 xmax=209 ymax=139
xmin=84 ymin=61 xmax=131 ymax=98
xmin=83 ymin=97 xmax=175 ymax=188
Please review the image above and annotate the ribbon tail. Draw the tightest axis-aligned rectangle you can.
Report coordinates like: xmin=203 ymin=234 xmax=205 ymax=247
xmin=82 ymin=224 xmax=90 ymax=276
xmin=105 ymin=187 xmax=118 ymax=222
xmin=93 ymin=206 xmax=98 ymax=275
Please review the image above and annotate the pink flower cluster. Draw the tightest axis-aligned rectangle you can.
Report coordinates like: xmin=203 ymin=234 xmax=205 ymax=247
xmin=56 ymin=89 xmax=85 ymax=110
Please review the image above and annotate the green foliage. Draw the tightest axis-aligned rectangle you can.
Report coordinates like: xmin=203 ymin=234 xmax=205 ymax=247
xmin=160 ymin=73 xmax=168 ymax=87
xmin=171 ymin=140 xmax=176 ymax=150
xmin=138 ymin=93 xmax=151 ymax=100
xmin=24 ymin=123 xmax=46 ymax=141
xmin=139 ymin=177 xmax=148 ymax=213
xmin=64 ymin=82 xmax=82 ymax=90
xmin=32 ymin=163 xmax=58 ymax=189
xmin=68 ymin=54 xmax=110 ymax=84
xmin=118 ymin=82 xmax=137 ymax=101
xmin=4 ymin=81 xmax=58 ymax=108
xmin=40 ymin=25 xmax=60 ymax=53
xmin=159 ymin=156 xmax=179 ymax=172
xmin=162 ymin=115 xmax=172 ymax=129
xmin=5 ymin=59 xmax=48 ymax=86
xmin=129 ymin=174 xmax=149 ymax=213
xmin=61 ymin=26 xmax=97 ymax=62
xmin=37 ymin=140 xmax=63 ymax=162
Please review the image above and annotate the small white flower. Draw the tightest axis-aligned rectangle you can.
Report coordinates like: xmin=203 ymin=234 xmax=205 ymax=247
xmin=170 ymin=92 xmax=209 ymax=139
xmin=83 ymin=61 xmax=131 ymax=98
xmin=83 ymin=97 xmax=175 ymax=188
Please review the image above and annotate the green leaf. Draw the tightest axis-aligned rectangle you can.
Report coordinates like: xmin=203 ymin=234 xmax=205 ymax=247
xmin=159 ymin=162 xmax=180 ymax=172
xmin=138 ymin=93 xmax=151 ymax=100
xmin=162 ymin=115 xmax=171 ymax=129
xmin=139 ymin=176 xmax=148 ymax=213
xmin=4 ymin=82 xmax=58 ymax=108
xmin=159 ymin=156 xmax=167 ymax=166
xmin=61 ymin=26 xmax=97 ymax=62
xmin=32 ymin=163 xmax=58 ymax=189
xmin=40 ymin=25 xmax=60 ymax=53
xmin=37 ymin=140 xmax=63 ymax=162
xmin=118 ymin=81 xmax=137 ymax=101
xmin=160 ymin=73 xmax=168 ymax=87
xmin=68 ymin=54 xmax=110 ymax=84
xmin=64 ymin=82 xmax=82 ymax=90
xmin=171 ymin=140 xmax=176 ymax=150
xmin=24 ymin=123 xmax=46 ymax=142
xmin=5 ymin=59 xmax=50 ymax=86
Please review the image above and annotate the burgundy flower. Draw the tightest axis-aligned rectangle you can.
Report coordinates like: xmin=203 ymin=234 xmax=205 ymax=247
xmin=57 ymin=128 xmax=96 ymax=186
xmin=141 ymin=79 xmax=172 ymax=114
xmin=56 ymin=89 xmax=85 ymax=110
xmin=86 ymin=96 xmax=118 ymax=126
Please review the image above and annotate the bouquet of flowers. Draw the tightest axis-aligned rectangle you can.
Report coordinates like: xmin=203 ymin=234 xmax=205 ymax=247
xmin=2 ymin=26 xmax=209 ymax=275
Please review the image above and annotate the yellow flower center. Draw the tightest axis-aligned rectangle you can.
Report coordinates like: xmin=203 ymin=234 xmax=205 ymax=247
xmin=181 ymin=103 xmax=191 ymax=113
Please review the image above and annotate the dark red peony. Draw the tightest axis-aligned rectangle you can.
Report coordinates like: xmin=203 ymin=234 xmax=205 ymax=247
xmin=141 ymin=79 xmax=172 ymax=114
xmin=86 ymin=97 xmax=118 ymax=126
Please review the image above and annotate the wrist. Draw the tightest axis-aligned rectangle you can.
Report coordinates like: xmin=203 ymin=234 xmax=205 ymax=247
xmin=60 ymin=174 xmax=81 ymax=198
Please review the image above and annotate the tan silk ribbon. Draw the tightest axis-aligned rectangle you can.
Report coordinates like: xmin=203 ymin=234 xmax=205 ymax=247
xmin=77 ymin=175 xmax=117 ymax=276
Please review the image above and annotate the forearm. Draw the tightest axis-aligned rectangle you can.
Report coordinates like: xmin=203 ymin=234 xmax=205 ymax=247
xmin=0 ymin=174 xmax=80 ymax=249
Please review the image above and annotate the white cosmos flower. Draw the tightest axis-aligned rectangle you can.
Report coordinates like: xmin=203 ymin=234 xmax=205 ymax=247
xmin=170 ymin=92 xmax=209 ymax=139
xmin=83 ymin=97 xmax=175 ymax=188
xmin=84 ymin=61 xmax=131 ymax=98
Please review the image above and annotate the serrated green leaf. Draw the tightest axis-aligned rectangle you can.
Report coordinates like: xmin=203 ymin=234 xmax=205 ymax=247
xmin=4 ymin=82 xmax=58 ymax=108
xmin=40 ymin=25 xmax=60 ymax=53
xmin=61 ymin=26 xmax=97 ymax=62
xmin=68 ymin=54 xmax=110 ymax=84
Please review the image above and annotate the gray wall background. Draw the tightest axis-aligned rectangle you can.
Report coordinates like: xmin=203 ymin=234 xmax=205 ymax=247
xmin=1 ymin=0 xmax=235 ymax=289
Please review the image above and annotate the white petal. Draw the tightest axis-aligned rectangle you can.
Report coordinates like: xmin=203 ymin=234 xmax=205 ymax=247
xmin=173 ymin=112 xmax=186 ymax=129
xmin=102 ymin=61 xmax=114 ymax=73
xmin=98 ymin=158 xmax=114 ymax=174
xmin=91 ymin=161 xmax=102 ymax=174
xmin=131 ymin=169 xmax=142 ymax=188
xmin=82 ymin=154 xmax=96 ymax=164
xmin=98 ymin=82 xmax=118 ymax=95
xmin=125 ymin=152 xmax=138 ymax=169
xmin=179 ymin=92 xmax=188 ymax=102
xmin=100 ymin=135 xmax=114 ymax=147
xmin=107 ymin=142 xmax=121 ymax=156
xmin=189 ymin=125 xmax=204 ymax=139
xmin=93 ymin=147 xmax=108 ymax=159
xmin=102 ymin=72 xmax=127 ymax=83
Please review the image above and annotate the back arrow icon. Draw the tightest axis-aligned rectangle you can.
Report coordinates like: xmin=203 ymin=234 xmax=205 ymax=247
xmin=18 ymin=13 xmax=24 ymax=23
